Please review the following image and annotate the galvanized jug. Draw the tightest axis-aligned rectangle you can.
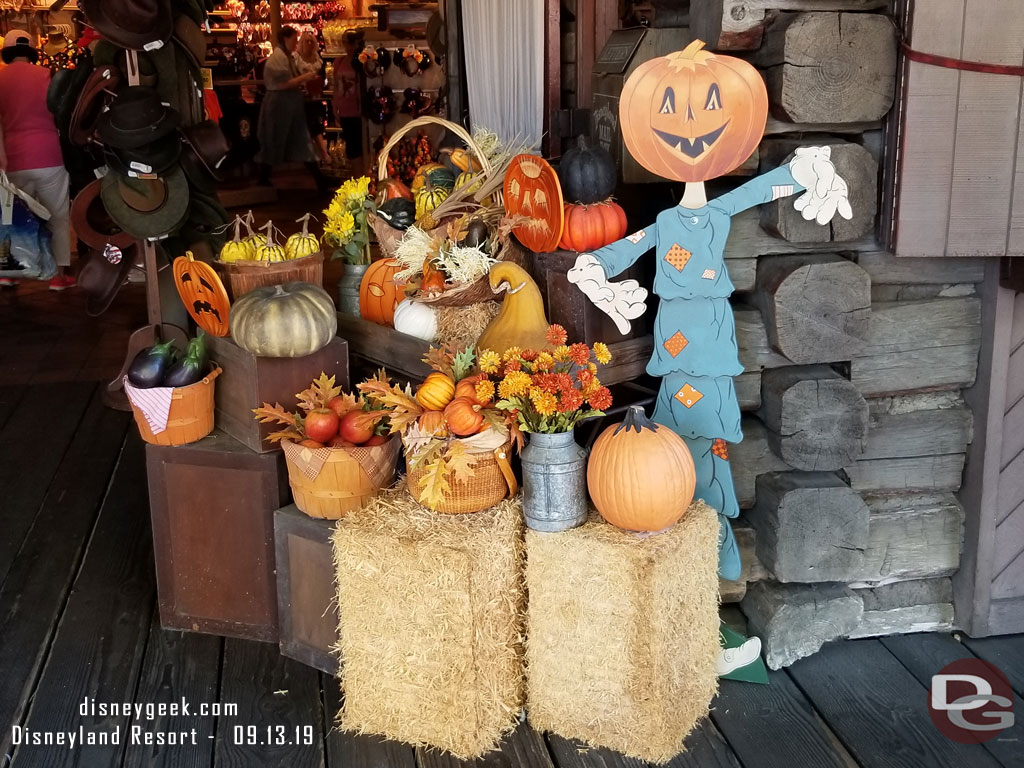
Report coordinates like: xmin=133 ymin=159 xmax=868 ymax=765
xmin=521 ymin=430 xmax=589 ymax=532
xmin=336 ymin=261 xmax=368 ymax=317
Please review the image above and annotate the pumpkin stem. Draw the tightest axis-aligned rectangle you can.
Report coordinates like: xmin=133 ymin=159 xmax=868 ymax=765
xmin=614 ymin=404 xmax=659 ymax=435
xmin=261 ymin=220 xmax=277 ymax=246
xmin=576 ymin=134 xmax=589 ymax=151
xmin=295 ymin=213 xmax=312 ymax=238
xmin=232 ymin=215 xmax=242 ymax=243
xmin=271 ymin=284 xmax=287 ymax=297
xmin=243 ymin=210 xmax=257 ymax=238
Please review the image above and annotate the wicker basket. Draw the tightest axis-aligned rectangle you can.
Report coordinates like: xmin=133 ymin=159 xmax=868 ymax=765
xmin=213 ymin=251 xmax=324 ymax=301
xmin=282 ymin=436 xmax=401 ymax=520
xmin=129 ymin=368 xmax=221 ymax=447
xmin=406 ymin=440 xmax=516 ymax=514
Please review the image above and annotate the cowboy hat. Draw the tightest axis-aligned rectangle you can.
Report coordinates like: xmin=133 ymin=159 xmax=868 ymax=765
xmin=71 ymin=178 xmax=137 ymax=250
xmin=80 ymin=0 xmax=173 ymax=52
xmin=68 ymin=64 xmax=122 ymax=146
xmin=78 ymin=242 xmax=139 ymax=316
xmin=181 ymin=120 xmax=229 ymax=182
xmin=101 ymin=164 xmax=189 ymax=239
xmin=97 ymin=86 xmax=180 ymax=149
xmin=173 ymin=188 xmax=230 ymax=256
xmin=92 ymin=40 xmax=159 ymax=87
xmin=173 ymin=15 xmax=206 ymax=67
xmin=103 ymin=134 xmax=182 ymax=177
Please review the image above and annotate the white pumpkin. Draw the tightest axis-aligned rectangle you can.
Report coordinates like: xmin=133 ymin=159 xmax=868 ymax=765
xmin=393 ymin=299 xmax=437 ymax=342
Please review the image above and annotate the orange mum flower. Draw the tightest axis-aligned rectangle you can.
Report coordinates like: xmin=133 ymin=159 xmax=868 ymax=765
xmin=534 ymin=352 xmax=555 ymax=371
xmin=588 ymin=386 xmax=612 ymax=410
xmin=475 ymin=379 xmax=495 ymax=405
xmin=521 ymin=349 xmax=538 ymax=362
xmin=558 ymin=388 xmax=584 ymax=413
xmin=569 ymin=343 xmax=591 ymax=366
xmin=546 ymin=324 xmax=568 ymax=346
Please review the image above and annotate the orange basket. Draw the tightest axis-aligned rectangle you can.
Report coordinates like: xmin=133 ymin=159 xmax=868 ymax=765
xmin=129 ymin=368 xmax=222 ymax=447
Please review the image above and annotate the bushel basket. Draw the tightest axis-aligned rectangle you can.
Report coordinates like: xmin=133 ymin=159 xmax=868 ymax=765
xmin=126 ymin=367 xmax=221 ymax=447
xmin=213 ymin=251 xmax=324 ymax=301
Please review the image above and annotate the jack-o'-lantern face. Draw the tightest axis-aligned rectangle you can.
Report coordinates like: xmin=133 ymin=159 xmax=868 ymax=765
xmin=172 ymin=253 xmax=231 ymax=337
xmin=620 ymin=40 xmax=768 ymax=183
xmin=503 ymin=154 xmax=565 ymax=252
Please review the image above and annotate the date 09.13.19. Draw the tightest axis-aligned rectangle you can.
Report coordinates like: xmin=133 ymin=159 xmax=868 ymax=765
xmin=233 ymin=725 xmax=316 ymax=746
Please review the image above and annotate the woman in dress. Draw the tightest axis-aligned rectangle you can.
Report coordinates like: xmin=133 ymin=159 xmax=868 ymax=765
xmin=256 ymin=26 xmax=329 ymax=191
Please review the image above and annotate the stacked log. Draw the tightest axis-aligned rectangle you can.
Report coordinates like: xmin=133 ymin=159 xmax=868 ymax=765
xmin=685 ymin=4 xmax=983 ymax=664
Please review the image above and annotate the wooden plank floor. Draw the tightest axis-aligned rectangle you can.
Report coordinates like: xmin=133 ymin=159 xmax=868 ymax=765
xmin=2 ymin=263 xmax=1024 ymax=768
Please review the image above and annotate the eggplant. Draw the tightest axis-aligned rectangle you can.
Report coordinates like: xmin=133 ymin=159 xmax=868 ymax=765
xmin=162 ymin=331 xmax=208 ymax=388
xmin=461 ymin=218 xmax=490 ymax=250
xmin=127 ymin=339 xmax=178 ymax=388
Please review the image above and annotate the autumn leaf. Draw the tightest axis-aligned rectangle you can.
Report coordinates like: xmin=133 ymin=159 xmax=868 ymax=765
xmin=386 ymin=409 xmax=421 ymax=434
xmin=296 ymin=372 xmax=343 ymax=412
xmin=407 ymin=438 xmax=444 ymax=471
xmin=358 ymin=379 xmax=422 ymax=416
xmin=452 ymin=346 xmax=476 ymax=381
xmin=415 ymin=454 xmax=450 ymax=509
xmin=445 ymin=441 xmax=477 ymax=484
xmin=266 ymin=428 xmax=305 ymax=444
xmin=253 ymin=402 xmax=303 ymax=429
xmin=509 ymin=420 xmax=526 ymax=453
xmin=422 ymin=345 xmax=455 ymax=377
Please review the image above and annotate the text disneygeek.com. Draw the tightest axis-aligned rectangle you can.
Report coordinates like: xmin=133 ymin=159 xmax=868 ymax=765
xmin=9 ymin=697 xmax=317 ymax=750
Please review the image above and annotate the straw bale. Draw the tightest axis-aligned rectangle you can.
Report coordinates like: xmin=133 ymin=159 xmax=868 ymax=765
xmin=331 ymin=485 xmax=526 ymax=759
xmin=525 ymin=502 xmax=720 ymax=764
xmin=435 ymin=302 xmax=500 ymax=350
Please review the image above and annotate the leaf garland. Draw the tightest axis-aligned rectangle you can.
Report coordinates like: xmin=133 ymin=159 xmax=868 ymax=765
xmin=252 ymin=402 xmax=306 ymax=443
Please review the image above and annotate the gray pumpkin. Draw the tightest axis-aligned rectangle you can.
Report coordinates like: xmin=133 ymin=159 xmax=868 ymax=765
xmin=230 ymin=281 xmax=337 ymax=358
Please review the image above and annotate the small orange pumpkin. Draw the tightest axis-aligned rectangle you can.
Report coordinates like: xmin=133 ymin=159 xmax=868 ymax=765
xmin=444 ymin=396 xmax=484 ymax=436
xmin=415 ymin=372 xmax=456 ymax=410
xmin=587 ymin=405 xmax=696 ymax=532
xmin=418 ymin=409 xmax=449 ymax=437
xmin=378 ymin=177 xmax=413 ymax=202
xmin=359 ymin=258 xmax=404 ymax=326
xmin=558 ymin=200 xmax=628 ymax=252
xmin=454 ymin=375 xmax=483 ymax=404
xmin=619 ymin=39 xmax=768 ymax=183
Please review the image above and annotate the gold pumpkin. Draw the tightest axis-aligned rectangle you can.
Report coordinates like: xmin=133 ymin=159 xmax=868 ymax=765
xmin=415 ymin=371 xmax=456 ymax=410
xmin=285 ymin=214 xmax=320 ymax=260
xmin=219 ymin=216 xmax=253 ymax=262
xmin=255 ymin=222 xmax=287 ymax=263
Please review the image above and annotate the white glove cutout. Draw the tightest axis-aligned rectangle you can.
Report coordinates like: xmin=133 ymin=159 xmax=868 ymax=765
xmin=568 ymin=253 xmax=648 ymax=335
xmin=788 ymin=146 xmax=853 ymax=226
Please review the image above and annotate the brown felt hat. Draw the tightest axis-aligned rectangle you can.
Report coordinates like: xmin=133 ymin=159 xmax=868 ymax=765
xmin=80 ymin=0 xmax=173 ymax=52
xmin=68 ymin=64 xmax=122 ymax=147
xmin=78 ymin=242 xmax=138 ymax=316
xmin=181 ymin=120 xmax=229 ymax=182
xmin=71 ymin=178 xmax=137 ymax=250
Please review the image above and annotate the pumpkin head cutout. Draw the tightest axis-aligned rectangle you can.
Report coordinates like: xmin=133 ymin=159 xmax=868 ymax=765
xmin=173 ymin=252 xmax=231 ymax=337
xmin=359 ymin=258 xmax=404 ymax=326
xmin=503 ymin=154 xmax=565 ymax=252
xmin=619 ymin=39 xmax=768 ymax=183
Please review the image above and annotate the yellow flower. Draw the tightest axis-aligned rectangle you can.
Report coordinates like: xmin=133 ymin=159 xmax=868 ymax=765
xmin=475 ymin=379 xmax=495 ymax=404
xmin=552 ymin=345 xmax=571 ymax=363
xmin=478 ymin=349 xmax=501 ymax=374
xmin=593 ymin=342 xmax=612 ymax=365
xmin=502 ymin=346 xmax=522 ymax=363
xmin=534 ymin=352 xmax=554 ymax=371
xmin=583 ymin=375 xmax=602 ymax=397
xmin=498 ymin=370 xmax=531 ymax=400
xmin=530 ymin=389 xmax=558 ymax=417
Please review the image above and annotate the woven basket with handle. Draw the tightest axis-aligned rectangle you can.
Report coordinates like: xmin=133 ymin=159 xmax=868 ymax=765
xmin=405 ymin=440 xmax=518 ymax=514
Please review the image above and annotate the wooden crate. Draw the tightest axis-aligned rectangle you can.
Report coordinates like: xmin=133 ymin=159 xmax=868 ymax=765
xmin=274 ymin=504 xmax=340 ymax=675
xmin=147 ymin=430 xmax=289 ymax=642
xmin=206 ymin=335 xmax=349 ymax=453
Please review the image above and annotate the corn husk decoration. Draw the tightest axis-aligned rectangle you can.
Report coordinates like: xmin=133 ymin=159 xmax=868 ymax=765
xmin=285 ymin=213 xmax=320 ymax=260
xmin=243 ymin=210 xmax=267 ymax=253
xmin=255 ymin=221 xmax=287 ymax=263
xmin=219 ymin=215 xmax=252 ymax=262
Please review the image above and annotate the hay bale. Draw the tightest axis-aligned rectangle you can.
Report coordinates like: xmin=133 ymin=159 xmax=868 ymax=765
xmin=435 ymin=301 xmax=500 ymax=350
xmin=331 ymin=485 xmax=525 ymax=759
xmin=525 ymin=502 xmax=720 ymax=764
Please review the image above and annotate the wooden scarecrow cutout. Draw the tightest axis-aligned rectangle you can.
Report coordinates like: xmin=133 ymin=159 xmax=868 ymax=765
xmin=569 ymin=40 xmax=852 ymax=581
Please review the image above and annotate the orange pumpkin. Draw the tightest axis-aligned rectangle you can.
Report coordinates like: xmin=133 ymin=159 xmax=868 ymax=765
xmin=558 ymin=200 xmax=628 ymax=252
xmin=172 ymin=252 xmax=231 ymax=336
xmin=455 ymin=375 xmax=483 ymax=404
xmin=503 ymin=154 xmax=565 ymax=252
xmin=415 ymin=372 xmax=455 ymax=410
xmin=418 ymin=409 xmax=449 ymax=437
xmin=587 ymin=405 xmax=696 ymax=532
xmin=619 ymin=39 xmax=768 ymax=183
xmin=378 ymin=177 xmax=413 ymax=202
xmin=359 ymin=258 xmax=404 ymax=326
xmin=444 ymin=396 xmax=484 ymax=436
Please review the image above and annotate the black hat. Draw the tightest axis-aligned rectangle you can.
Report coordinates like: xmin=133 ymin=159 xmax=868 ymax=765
xmin=79 ymin=0 xmax=173 ymax=52
xmin=97 ymin=86 xmax=180 ymax=149
xmin=103 ymin=134 xmax=182 ymax=177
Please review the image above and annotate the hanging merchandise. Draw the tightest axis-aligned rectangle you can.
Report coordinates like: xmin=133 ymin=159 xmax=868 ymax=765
xmin=365 ymin=85 xmax=396 ymax=125
xmin=79 ymin=0 xmax=173 ymax=52
xmin=399 ymin=87 xmax=432 ymax=118
xmin=355 ymin=45 xmax=390 ymax=77
xmin=398 ymin=44 xmax=431 ymax=77
xmin=100 ymin=168 xmax=190 ymax=240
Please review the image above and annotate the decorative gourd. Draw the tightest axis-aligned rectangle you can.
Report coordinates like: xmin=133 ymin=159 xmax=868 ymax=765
xmin=455 ymin=375 xmax=484 ymax=404
xmin=477 ymin=262 xmax=551 ymax=354
xmin=219 ymin=215 xmax=253 ymax=262
xmin=255 ymin=221 xmax=287 ymax=263
xmin=415 ymin=179 xmax=449 ymax=222
xmin=243 ymin=210 xmax=267 ymax=252
xmin=558 ymin=200 xmax=628 ymax=252
xmin=418 ymin=409 xmax=449 ymax=437
xmin=378 ymin=176 xmax=413 ymax=202
xmin=421 ymin=259 xmax=445 ymax=294
xmin=558 ymin=135 xmax=618 ymax=204
xmin=444 ymin=396 xmax=484 ymax=436
xmin=393 ymin=298 xmax=438 ymax=341
xmin=359 ymin=258 xmax=404 ymax=326
xmin=229 ymin=281 xmax=338 ymax=358
xmin=377 ymin=198 xmax=417 ymax=231
xmin=453 ymin=171 xmax=493 ymax=207
xmin=285 ymin=213 xmax=320 ymax=260
xmin=587 ymin=405 xmax=696 ymax=531
xmin=442 ymin=146 xmax=481 ymax=175
xmin=619 ymin=39 xmax=768 ymax=183
xmin=415 ymin=371 xmax=455 ymax=410
xmin=411 ymin=162 xmax=455 ymax=192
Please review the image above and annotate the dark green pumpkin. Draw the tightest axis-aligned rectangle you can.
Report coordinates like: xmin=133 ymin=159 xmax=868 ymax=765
xmin=423 ymin=166 xmax=456 ymax=191
xmin=558 ymin=135 xmax=618 ymax=205
xmin=229 ymin=282 xmax=337 ymax=358
xmin=377 ymin=198 xmax=417 ymax=231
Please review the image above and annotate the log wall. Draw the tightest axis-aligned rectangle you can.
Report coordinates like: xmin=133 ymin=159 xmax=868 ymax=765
xmin=673 ymin=4 xmax=986 ymax=659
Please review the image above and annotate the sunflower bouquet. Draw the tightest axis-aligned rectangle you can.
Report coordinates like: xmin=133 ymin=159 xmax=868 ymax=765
xmin=323 ymin=176 xmax=376 ymax=265
xmin=480 ymin=324 xmax=613 ymax=434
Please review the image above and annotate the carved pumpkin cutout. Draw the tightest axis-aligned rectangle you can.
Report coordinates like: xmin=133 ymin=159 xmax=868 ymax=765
xmin=172 ymin=252 xmax=231 ymax=336
xmin=620 ymin=39 xmax=768 ymax=183
xmin=503 ymin=154 xmax=564 ymax=252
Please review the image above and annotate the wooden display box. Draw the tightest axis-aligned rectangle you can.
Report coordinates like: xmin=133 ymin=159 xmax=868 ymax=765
xmin=147 ymin=430 xmax=289 ymax=643
xmin=274 ymin=505 xmax=340 ymax=676
xmin=527 ymin=249 xmax=649 ymax=344
xmin=206 ymin=335 xmax=349 ymax=453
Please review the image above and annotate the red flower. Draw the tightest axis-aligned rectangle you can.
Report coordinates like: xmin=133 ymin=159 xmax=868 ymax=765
xmin=558 ymin=388 xmax=584 ymax=413
xmin=504 ymin=359 xmax=522 ymax=372
xmin=521 ymin=349 xmax=538 ymax=362
xmin=546 ymin=324 xmax=568 ymax=346
xmin=569 ymin=343 xmax=591 ymax=366
xmin=577 ymin=368 xmax=594 ymax=388
xmin=588 ymin=386 xmax=612 ymax=411
xmin=555 ymin=373 xmax=574 ymax=393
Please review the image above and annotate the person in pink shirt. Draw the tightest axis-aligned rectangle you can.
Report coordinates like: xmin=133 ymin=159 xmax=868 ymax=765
xmin=0 ymin=30 xmax=74 ymax=290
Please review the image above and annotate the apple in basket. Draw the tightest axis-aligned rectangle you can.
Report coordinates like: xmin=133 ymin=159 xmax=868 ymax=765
xmin=305 ymin=408 xmax=340 ymax=443
xmin=339 ymin=410 xmax=378 ymax=444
